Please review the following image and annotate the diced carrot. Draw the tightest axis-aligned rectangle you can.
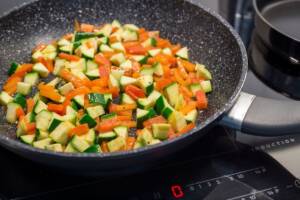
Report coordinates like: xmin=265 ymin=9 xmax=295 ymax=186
xmin=101 ymin=141 xmax=109 ymax=153
xmin=102 ymin=51 xmax=115 ymax=59
xmin=109 ymin=86 xmax=120 ymax=98
xmin=154 ymin=53 xmax=176 ymax=65
xmin=177 ymin=59 xmax=188 ymax=79
xmin=123 ymin=41 xmax=140 ymax=49
xmin=47 ymin=103 xmax=64 ymax=115
xmin=195 ymin=91 xmax=208 ymax=109
xmin=162 ymin=64 xmax=171 ymax=77
xmin=132 ymin=72 xmax=140 ymax=78
xmin=168 ymin=127 xmax=177 ymax=139
xmin=109 ymin=36 xmax=118 ymax=44
xmin=156 ymin=38 xmax=171 ymax=48
xmin=143 ymin=116 xmax=167 ymax=128
xmin=116 ymin=115 xmax=132 ymax=121
xmin=10 ymin=64 xmax=33 ymax=78
xmin=138 ymin=29 xmax=149 ymax=42
xmin=171 ymin=44 xmax=181 ymax=54
xmin=37 ymin=57 xmax=54 ymax=72
xmin=109 ymin=103 xmax=137 ymax=113
xmin=179 ymin=101 xmax=197 ymax=115
xmin=80 ymin=23 xmax=94 ymax=32
xmin=125 ymin=85 xmax=145 ymax=100
xmin=16 ymin=107 xmax=25 ymax=119
xmin=112 ymin=27 xmax=119 ymax=33
xmin=26 ymin=123 xmax=36 ymax=134
xmin=119 ymin=121 xmax=136 ymax=128
xmin=178 ymin=123 xmax=196 ymax=135
xmin=38 ymin=83 xmax=61 ymax=102
xmin=117 ymin=110 xmax=132 ymax=117
xmin=125 ymin=137 xmax=136 ymax=150
xmin=68 ymin=124 xmax=89 ymax=137
xmin=155 ymin=78 xmax=173 ymax=91
xmin=59 ymin=69 xmax=89 ymax=88
xmin=92 ymin=77 xmax=109 ymax=88
xmin=125 ymin=44 xmax=146 ymax=55
xmin=26 ymin=98 xmax=35 ymax=113
xmin=58 ymin=53 xmax=81 ymax=61
xmin=180 ymin=86 xmax=193 ymax=98
xmin=174 ymin=69 xmax=187 ymax=86
xmin=3 ymin=76 xmax=21 ymax=95
xmin=33 ymin=44 xmax=46 ymax=53
xmin=97 ymin=118 xmax=118 ymax=132
xmin=147 ymin=57 xmax=155 ymax=65
xmin=63 ymin=33 xmax=73 ymax=40
xmin=95 ymin=54 xmax=111 ymax=68
xmin=131 ymin=60 xmax=141 ymax=73
xmin=179 ymin=59 xmax=196 ymax=72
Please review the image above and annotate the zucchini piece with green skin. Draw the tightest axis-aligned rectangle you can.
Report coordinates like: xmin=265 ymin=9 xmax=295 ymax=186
xmin=45 ymin=143 xmax=64 ymax=152
xmin=137 ymin=98 xmax=152 ymax=110
xmin=79 ymin=44 xmax=95 ymax=59
xmin=73 ymin=95 xmax=84 ymax=107
xmin=58 ymin=38 xmax=72 ymax=46
xmin=119 ymin=60 xmax=132 ymax=70
xmin=164 ymin=83 xmax=179 ymax=106
xmin=33 ymin=63 xmax=49 ymax=78
xmin=32 ymin=44 xmax=57 ymax=61
xmin=74 ymin=32 xmax=96 ymax=42
xmin=152 ymin=123 xmax=171 ymax=140
xmin=107 ymin=136 xmax=126 ymax=152
xmin=50 ymin=121 xmax=74 ymax=145
xmin=148 ymin=49 xmax=161 ymax=57
xmin=86 ymin=60 xmax=98 ymax=71
xmin=85 ymin=69 xmax=100 ymax=79
xmin=113 ymin=126 xmax=128 ymax=139
xmin=138 ymin=128 xmax=153 ymax=146
xmin=88 ymin=93 xmax=107 ymax=107
xmin=24 ymin=72 xmax=39 ymax=86
xmin=25 ymin=111 xmax=35 ymax=123
xmin=86 ymin=105 xmax=105 ymax=119
xmin=20 ymin=134 xmax=36 ymax=145
xmin=140 ymin=67 xmax=154 ymax=76
xmin=137 ymin=75 xmax=154 ymax=95
xmin=110 ymin=53 xmax=126 ymax=66
xmin=53 ymin=58 xmax=66 ymax=75
xmin=168 ymin=111 xmax=187 ymax=132
xmin=200 ymin=80 xmax=212 ymax=93
xmin=196 ymin=63 xmax=212 ymax=80
xmin=79 ymin=114 xmax=97 ymax=128
xmin=48 ymin=117 xmax=63 ymax=132
xmin=33 ymin=100 xmax=47 ymax=114
xmin=36 ymin=110 xmax=53 ymax=131
xmin=0 ymin=91 xmax=13 ymax=105
xmin=33 ymin=138 xmax=52 ymax=149
xmin=98 ymin=131 xmax=117 ymax=141
xmin=189 ymin=83 xmax=202 ymax=96
xmin=111 ymin=69 xmax=124 ymax=81
xmin=134 ymin=141 xmax=143 ymax=149
xmin=131 ymin=55 xmax=148 ymax=64
xmin=58 ymin=82 xmax=74 ymax=95
xmin=141 ymin=38 xmax=157 ymax=47
xmin=59 ymin=44 xmax=73 ymax=54
xmin=161 ymin=106 xmax=175 ymax=119
xmin=101 ymin=113 xmax=117 ymax=120
xmin=137 ymin=90 xmax=161 ymax=110
xmin=155 ymin=96 xmax=170 ymax=114
xmin=98 ymin=37 xmax=109 ymax=45
xmin=121 ymin=29 xmax=138 ymax=42
xmin=71 ymin=135 xmax=91 ymax=152
xmin=175 ymin=47 xmax=189 ymax=60
xmin=79 ymin=129 xmax=96 ymax=145
xmin=136 ymin=108 xmax=156 ymax=128
xmin=153 ymin=62 xmax=164 ymax=76
xmin=13 ymin=93 xmax=26 ymax=108
xmin=110 ymin=28 xmax=123 ymax=42
xmin=184 ymin=109 xmax=197 ymax=123
xmin=121 ymin=93 xmax=135 ymax=104
xmin=96 ymin=24 xmax=113 ymax=37
xmin=8 ymin=62 xmax=19 ymax=76
xmin=120 ymin=76 xmax=137 ymax=88
xmin=36 ymin=130 xmax=49 ymax=140
xmin=65 ymin=142 xmax=78 ymax=153
xmin=17 ymin=82 xmax=31 ymax=95
xmin=99 ymin=44 xmax=114 ymax=52
xmin=84 ymin=144 xmax=101 ymax=153
xmin=65 ymin=58 xmax=86 ymax=71
xmin=110 ymin=42 xmax=125 ymax=52
xmin=162 ymin=48 xmax=172 ymax=56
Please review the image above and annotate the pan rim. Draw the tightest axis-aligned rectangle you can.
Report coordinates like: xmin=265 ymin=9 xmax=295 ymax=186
xmin=0 ymin=0 xmax=248 ymax=159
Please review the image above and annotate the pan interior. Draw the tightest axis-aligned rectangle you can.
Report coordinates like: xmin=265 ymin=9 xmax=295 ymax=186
xmin=0 ymin=0 xmax=244 ymax=145
xmin=261 ymin=0 xmax=300 ymax=41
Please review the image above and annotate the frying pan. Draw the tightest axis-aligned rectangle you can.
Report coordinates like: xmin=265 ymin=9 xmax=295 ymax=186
xmin=0 ymin=0 xmax=300 ymax=175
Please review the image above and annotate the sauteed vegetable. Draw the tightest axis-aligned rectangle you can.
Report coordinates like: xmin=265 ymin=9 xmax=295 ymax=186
xmin=0 ymin=21 xmax=212 ymax=153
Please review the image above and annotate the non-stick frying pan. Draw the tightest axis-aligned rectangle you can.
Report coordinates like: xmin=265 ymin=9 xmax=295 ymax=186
xmin=0 ymin=0 xmax=300 ymax=175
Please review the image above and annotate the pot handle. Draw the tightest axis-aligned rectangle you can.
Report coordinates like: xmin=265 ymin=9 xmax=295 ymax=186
xmin=220 ymin=92 xmax=300 ymax=136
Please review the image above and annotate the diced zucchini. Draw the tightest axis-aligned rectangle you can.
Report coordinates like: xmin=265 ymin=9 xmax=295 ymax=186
xmin=33 ymin=63 xmax=49 ymax=78
xmin=59 ymin=44 xmax=73 ymax=54
xmin=164 ymin=83 xmax=179 ymax=106
xmin=73 ymin=95 xmax=84 ymax=107
xmin=58 ymin=38 xmax=72 ymax=46
xmin=86 ymin=60 xmax=98 ymax=71
xmin=131 ymin=55 xmax=148 ymax=64
xmin=71 ymin=135 xmax=90 ymax=152
xmin=119 ymin=60 xmax=132 ymax=70
xmin=175 ymin=94 xmax=185 ymax=110
xmin=111 ymin=69 xmax=124 ymax=81
xmin=74 ymin=32 xmax=96 ymax=42
xmin=189 ymin=83 xmax=202 ymax=96
xmin=79 ymin=129 xmax=96 ymax=145
xmin=161 ymin=106 xmax=174 ymax=119
xmin=153 ymin=62 xmax=164 ymax=76
xmin=14 ymin=93 xmax=26 ymax=108
xmin=36 ymin=110 xmax=53 ymax=131
xmin=150 ymin=139 xmax=161 ymax=145
xmin=48 ymin=117 xmax=63 ymax=132
xmin=196 ymin=63 xmax=212 ymax=80
xmin=70 ymin=68 xmax=88 ymax=80
xmin=110 ymin=28 xmax=123 ymax=42
xmin=88 ymin=93 xmax=106 ymax=107
xmin=50 ymin=121 xmax=74 ymax=145
xmin=168 ymin=111 xmax=187 ymax=132
xmin=101 ymin=113 xmax=117 ymax=120
xmin=110 ymin=42 xmax=125 ymax=52
xmin=138 ymin=128 xmax=153 ymax=146
xmin=20 ymin=134 xmax=36 ymax=145
xmin=79 ymin=45 xmax=95 ymax=59
xmin=33 ymin=138 xmax=52 ymax=149
xmin=66 ymin=58 xmax=86 ymax=71
xmin=200 ymin=80 xmax=212 ymax=93
xmin=0 ymin=91 xmax=13 ymax=105
xmin=134 ymin=141 xmax=143 ymax=149
xmin=47 ymin=77 xmax=61 ymax=87
xmin=96 ymin=24 xmax=113 ymax=37
xmin=113 ymin=126 xmax=128 ymax=138
xmin=36 ymin=130 xmax=49 ymax=140
xmin=137 ymin=98 xmax=151 ymax=110
xmin=85 ymin=69 xmax=100 ymax=79
xmin=79 ymin=114 xmax=97 ymax=128
xmin=162 ymin=48 xmax=172 ymax=56
xmin=84 ymin=144 xmax=101 ymax=153
xmin=110 ymin=53 xmax=126 ymax=66
xmin=58 ymin=82 xmax=74 ymax=95
xmin=98 ymin=36 xmax=109 ymax=45
xmin=8 ymin=62 xmax=19 ymax=76
xmin=121 ymin=93 xmax=135 ymax=104
xmin=98 ymin=131 xmax=117 ymax=141
xmin=142 ymin=38 xmax=157 ymax=47
xmin=148 ymin=49 xmax=161 ymax=57
xmin=112 ymin=19 xmax=121 ymax=28
xmin=175 ymin=47 xmax=188 ymax=60
xmin=185 ymin=109 xmax=197 ymax=123
xmin=99 ymin=44 xmax=114 ymax=52
xmin=24 ymin=72 xmax=39 ymax=86
xmin=123 ymin=24 xmax=139 ymax=31
xmin=121 ymin=29 xmax=138 ymax=42
xmin=17 ymin=82 xmax=31 ymax=95
xmin=140 ymin=67 xmax=154 ymax=76
xmin=155 ymin=96 xmax=169 ymax=114
xmin=120 ymin=76 xmax=137 ymax=88
xmin=152 ymin=123 xmax=171 ymax=140
xmin=107 ymin=136 xmax=126 ymax=152
xmin=109 ymin=74 xmax=119 ymax=88
xmin=53 ymin=58 xmax=66 ymax=75
xmin=136 ymin=108 xmax=156 ymax=128
xmin=86 ymin=105 xmax=105 ymax=119
xmin=42 ymin=44 xmax=57 ymax=60
xmin=45 ymin=143 xmax=63 ymax=152
xmin=137 ymin=75 xmax=154 ymax=95
xmin=65 ymin=142 xmax=78 ymax=153
xmin=33 ymin=100 xmax=47 ymax=114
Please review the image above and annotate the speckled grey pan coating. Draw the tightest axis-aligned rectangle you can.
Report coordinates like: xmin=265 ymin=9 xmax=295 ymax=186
xmin=0 ymin=0 xmax=247 ymax=175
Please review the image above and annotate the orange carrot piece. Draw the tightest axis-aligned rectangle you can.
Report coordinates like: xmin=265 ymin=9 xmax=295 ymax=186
xmin=59 ymin=69 xmax=89 ymax=88
xmin=38 ymin=83 xmax=61 ymax=102
xmin=109 ymin=103 xmax=137 ymax=113
xmin=95 ymin=54 xmax=111 ymax=68
xmin=179 ymin=101 xmax=197 ymax=115
xmin=179 ymin=123 xmax=196 ymax=135
xmin=118 ymin=121 xmax=136 ymax=128
xmin=125 ymin=44 xmax=146 ymax=55
xmin=180 ymin=86 xmax=193 ymax=98
xmin=26 ymin=98 xmax=35 ymax=113
xmin=68 ymin=124 xmax=89 ymax=137
xmin=58 ymin=53 xmax=81 ymax=61
xmin=125 ymin=137 xmax=136 ymax=150
xmin=155 ymin=78 xmax=173 ymax=91
xmin=117 ymin=110 xmax=132 ymax=117
xmin=92 ymin=77 xmax=109 ymax=88
xmin=47 ymin=103 xmax=65 ymax=115
xmin=195 ymin=91 xmax=208 ymax=109
xmin=33 ymin=44 xmax=47 ymax=53
xmin=10 ymin=64 xmax=33 ymax=78
xmin=143 ymin=116 xmax=167 ymax=128
xmin=101 ymin=142 xmax=109 ymax=153
xmin=38 ymin=57 xmax=54 ymax=73
xmin=80 ymin=23 xmax=94 ymax=32
xmin=116 ymin=115 xmax=132 ymax=121
xmin=3 ymin=76 xmax=21 ymax=95
xmin=180 ymin=59 xmax=196 ymax=72
xmin=16 ymin=107 xmax=25 ymax=119
xmin=171 ymin=44 xmax=181 ymax=54
xmin=174 ymin=69 xmax=187 ymax=86
xmin=26 ymin=123 xmax=36 ymax=134
xmin=156 ymin=38 xmax=171 ymax=48
xmin=109 ymin=36 xmax=118 ymax=44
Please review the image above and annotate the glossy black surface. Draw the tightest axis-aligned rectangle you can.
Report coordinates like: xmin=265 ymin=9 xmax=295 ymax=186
xmin=0 ymin=0 xmax=247 ymax=173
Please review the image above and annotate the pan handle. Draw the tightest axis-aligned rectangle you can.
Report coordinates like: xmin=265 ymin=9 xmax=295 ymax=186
xmin=220 ymin=92 xmax=300 ymax=136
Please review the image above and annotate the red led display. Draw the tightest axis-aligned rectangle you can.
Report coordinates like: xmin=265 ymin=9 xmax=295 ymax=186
xmin=171 ymin=184 xmax=184 ymax=198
